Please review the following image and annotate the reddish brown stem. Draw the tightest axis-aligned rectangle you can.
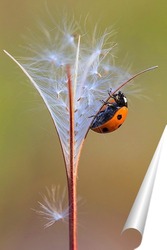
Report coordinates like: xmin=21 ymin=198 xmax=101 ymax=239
xmin=67 ymin=66 xmax=78 ymax=250
xmin=68 ymin=174 xmax=77 ymax=250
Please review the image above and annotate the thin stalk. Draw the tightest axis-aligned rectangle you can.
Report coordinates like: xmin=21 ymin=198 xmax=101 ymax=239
xmin=112 ymin=66 xmax=158 ymax=95
xmin=73 ymin=35 xmax=81 ymax=100
xmin=67 ymin=65 xmax=78 ymax=250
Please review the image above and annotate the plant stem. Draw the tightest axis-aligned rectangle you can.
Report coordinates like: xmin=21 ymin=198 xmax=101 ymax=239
xmin=68 ymin=173 xmax=77 ymax=250
xmin=67 ymin=66 xmax=78 ymax=250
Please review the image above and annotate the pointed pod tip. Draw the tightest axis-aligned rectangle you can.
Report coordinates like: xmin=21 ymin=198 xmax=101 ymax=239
xmin=3 ymin=50 xmax=13 ymax=59
xmin=137 ymin=65 xmax=158 ymax=76
xmin=3 ymin=49 xmax=8 ymax=54
xmin=146 ymin=65 xmax=158 ymax=71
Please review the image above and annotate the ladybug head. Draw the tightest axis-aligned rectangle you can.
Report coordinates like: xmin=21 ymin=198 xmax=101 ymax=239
xmin=113 ymin=91 xmax=128 ymax=107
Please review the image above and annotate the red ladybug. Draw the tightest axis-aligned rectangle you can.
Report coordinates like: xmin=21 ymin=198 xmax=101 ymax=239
xmin=90 ymin=91 xmax=128 ymax=133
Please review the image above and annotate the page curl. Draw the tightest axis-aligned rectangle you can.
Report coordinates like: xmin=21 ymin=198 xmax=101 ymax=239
xmin=122 ymin=125 xmax=167 ymax=249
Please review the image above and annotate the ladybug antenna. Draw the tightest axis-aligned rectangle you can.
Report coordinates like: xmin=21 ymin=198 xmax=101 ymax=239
xmin=112 ymin=65 xmax=158 ymax=95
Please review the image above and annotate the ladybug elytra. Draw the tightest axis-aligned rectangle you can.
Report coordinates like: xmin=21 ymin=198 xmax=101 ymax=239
xmin=90 ymin=91 xmax=128 ymax=133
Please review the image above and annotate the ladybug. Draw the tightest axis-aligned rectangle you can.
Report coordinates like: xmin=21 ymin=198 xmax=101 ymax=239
xmin=90 ymin=91 xmax=128 ymax=133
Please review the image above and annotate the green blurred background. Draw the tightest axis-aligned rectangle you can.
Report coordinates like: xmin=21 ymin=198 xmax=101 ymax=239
xmin=0 ymin=0 xmax=166 ymax=249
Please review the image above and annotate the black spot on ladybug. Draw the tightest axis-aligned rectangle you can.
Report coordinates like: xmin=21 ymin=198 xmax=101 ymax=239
xmin=102 ymin=127 xmax=109 ymax=133
xmin=117 ymin=114 xmax=122 ymax=120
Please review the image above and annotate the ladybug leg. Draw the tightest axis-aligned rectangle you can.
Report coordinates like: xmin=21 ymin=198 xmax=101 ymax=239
xmin=108 ymin=88 xmax=114 ymax=98
xmin=88 ymin=115 xmax=96 ymax=118
xmin=101 ymin=100 xmax=109 ymax=105
xmin=108 ymin=88 xmax=118 ymax=102
xmin=101 ymin=100 xmax=115 ymax=107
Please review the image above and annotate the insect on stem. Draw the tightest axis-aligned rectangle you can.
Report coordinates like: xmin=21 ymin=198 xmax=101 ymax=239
xmin=89 ymin=65 xmax=158 ymax=131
